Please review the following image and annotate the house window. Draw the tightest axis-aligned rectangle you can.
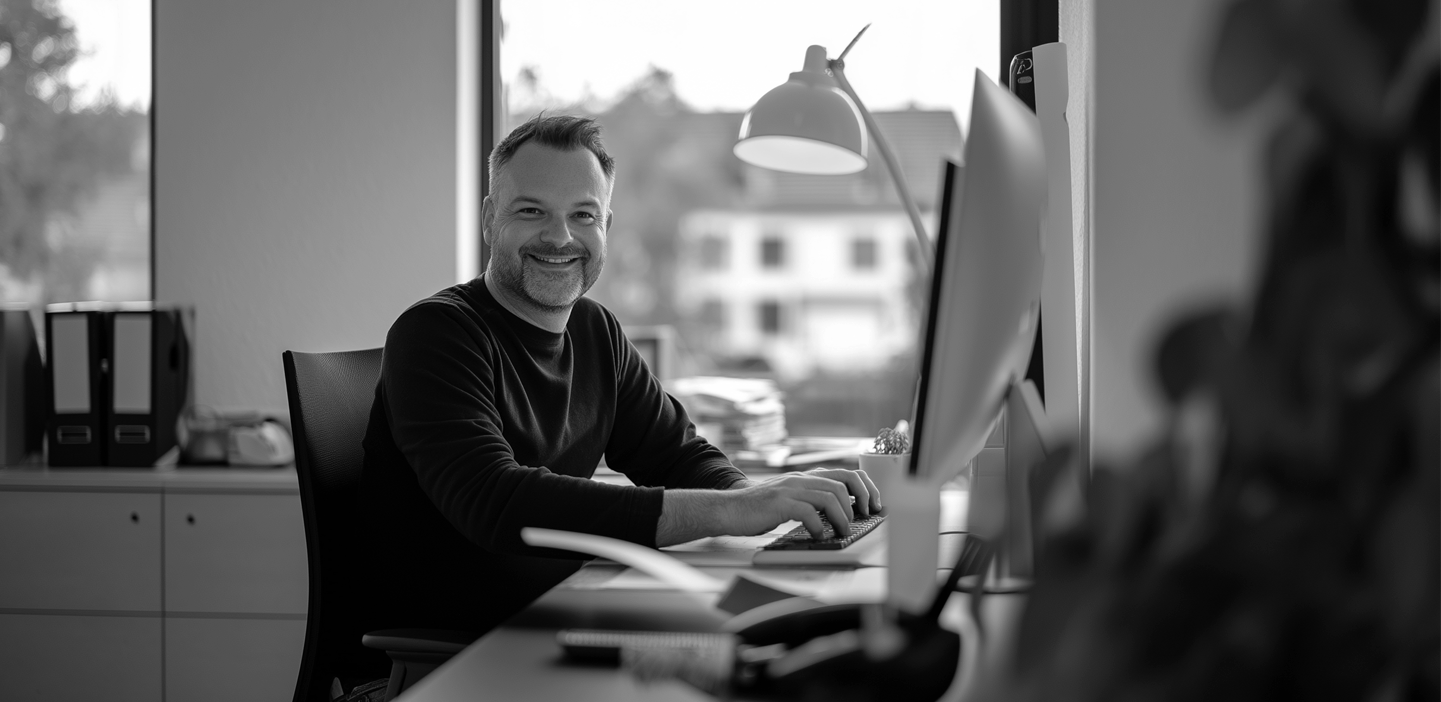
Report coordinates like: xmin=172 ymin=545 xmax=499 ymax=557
xmin=758 ymin=300 xmax=782 ymax=335
xmin=699 ymin=298 xmax=726 ymax=331
xmin=698 ymin=235 xmax=728 ymax=271
xmin=852 ymin=237 xmax=878 ymax=270
xmin=760 ymin=235 xmax=785 ymax=269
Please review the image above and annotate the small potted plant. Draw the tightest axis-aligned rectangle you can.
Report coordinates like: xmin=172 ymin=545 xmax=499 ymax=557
xmin=858 ymin=422 xmax=911 ymax=490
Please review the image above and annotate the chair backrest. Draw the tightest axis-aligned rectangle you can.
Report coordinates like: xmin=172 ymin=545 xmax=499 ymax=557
xmin=283 ymin=348 xmax=389 ymax=702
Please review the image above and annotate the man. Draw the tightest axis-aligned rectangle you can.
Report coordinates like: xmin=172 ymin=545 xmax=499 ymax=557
xmin=361 ymin=114 xmax=881 ymax=634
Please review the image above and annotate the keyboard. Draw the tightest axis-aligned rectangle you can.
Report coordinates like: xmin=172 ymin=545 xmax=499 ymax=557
xmin=761 ymin=514 xmax=886 ymax=551
xmin=557 ymin=629 xmax=735 ymax=664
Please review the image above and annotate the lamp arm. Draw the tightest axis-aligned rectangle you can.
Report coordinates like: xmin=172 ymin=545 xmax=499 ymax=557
xmin=829 ymin=60 xmax=934 ymax=272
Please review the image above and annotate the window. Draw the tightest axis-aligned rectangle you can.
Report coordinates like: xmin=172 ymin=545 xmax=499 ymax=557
xmin=852 ymin=236 xmax=878 ymax=270
xmin=758 ymin=300 xmax=782 ymax=335
xmin=499 ymin=0 xmax=998 ymax=436
xmin=760 ymin=235 xmax=785 ymax=270
xmin=0 ymin=0 xmax=152 ymax=305
xmin=698 ymin=235 xmax=728 ymax=271
xmin=699 ymin=298 xmax=726 ymax=332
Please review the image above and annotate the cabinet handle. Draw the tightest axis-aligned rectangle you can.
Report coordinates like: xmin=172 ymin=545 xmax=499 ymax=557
xmin=186 ymin=514 xmax=195 ymax=525
xmin=130 ymin=512 xmax=139 ymax=523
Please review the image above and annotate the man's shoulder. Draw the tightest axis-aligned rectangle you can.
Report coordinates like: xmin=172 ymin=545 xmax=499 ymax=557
xmin=570 ymin=295 xmax=624 ymax=337
xmin=390 ymin=282 xmax=496 ymax=341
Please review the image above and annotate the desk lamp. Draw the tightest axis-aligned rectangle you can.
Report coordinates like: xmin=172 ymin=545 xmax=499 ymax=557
xmin=734 ymin=25 xmax=933 ymax=271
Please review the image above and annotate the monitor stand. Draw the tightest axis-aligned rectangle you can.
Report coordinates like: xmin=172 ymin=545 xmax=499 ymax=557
xmin=897 ymin=378 xmax=1049 ymax=607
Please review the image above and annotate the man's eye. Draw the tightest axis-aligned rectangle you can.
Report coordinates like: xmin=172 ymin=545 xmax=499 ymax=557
xmin=573 ymin=212 xmax=597 ymax=221
xmin=519 ymin=208 xmax=543 ymax=215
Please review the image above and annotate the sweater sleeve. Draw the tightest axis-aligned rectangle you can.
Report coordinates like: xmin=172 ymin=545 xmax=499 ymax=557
xmin=602 ymin=314 xmax=749 ymax=490
xmin=381 ymin=302 xmax=666 ymax=555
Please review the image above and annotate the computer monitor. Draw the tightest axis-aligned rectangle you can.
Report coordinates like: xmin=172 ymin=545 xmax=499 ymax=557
xmin=881 ymin=70 xmax=1047 ymax=608
xmin=910 ymin=69 xmax=1047 ymax=487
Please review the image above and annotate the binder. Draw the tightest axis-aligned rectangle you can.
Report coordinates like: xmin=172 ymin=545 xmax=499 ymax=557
xmin=45 ymin=303 xmax=108 ymax=467
xmin=0 ymin=308 xmax=46 ymax=465
xmin=105 ymin=305 xmax=191 ymax=467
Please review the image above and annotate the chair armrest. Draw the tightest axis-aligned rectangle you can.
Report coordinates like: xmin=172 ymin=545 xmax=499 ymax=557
xmin=362 ymin=629 xmax=477 ymax=656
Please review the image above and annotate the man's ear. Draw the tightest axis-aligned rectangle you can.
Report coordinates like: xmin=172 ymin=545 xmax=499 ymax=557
xmin=481 ymin=196 xmax=496 ymax=245
xmin=605 ymin=210 xmax=614 ymax=231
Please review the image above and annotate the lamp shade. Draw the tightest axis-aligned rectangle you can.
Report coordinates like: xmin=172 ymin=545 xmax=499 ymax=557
xmin=734 ymin=45 xmax=868 ymax=175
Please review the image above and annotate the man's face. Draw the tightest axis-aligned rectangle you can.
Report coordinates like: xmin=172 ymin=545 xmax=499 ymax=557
xmin=484 ymin=142 xmax=612 ymax=312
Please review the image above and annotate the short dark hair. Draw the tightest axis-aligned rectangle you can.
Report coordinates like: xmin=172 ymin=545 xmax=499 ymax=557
xmin=487 ymin=114 xmax=616 ymax=197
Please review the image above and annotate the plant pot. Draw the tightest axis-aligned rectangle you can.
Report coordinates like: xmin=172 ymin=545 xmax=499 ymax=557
xmin=858 ymin=452 xmax=911 ymax=499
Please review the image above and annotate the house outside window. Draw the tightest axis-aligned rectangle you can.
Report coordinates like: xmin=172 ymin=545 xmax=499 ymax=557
xmin=699 ymin=298 xmax=726 ymax=332
xmin=698 ymin=235 xmax=728 ymax=271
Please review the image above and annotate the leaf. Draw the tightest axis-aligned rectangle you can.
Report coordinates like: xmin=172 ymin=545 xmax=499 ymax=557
xmin=1281 ymin=0 xmax=1393 ymax=135
xmin=1347 ymin=0 xmax=1433 ymax=77
xmin=1209 ymin=0 xmax=1286 ymax=112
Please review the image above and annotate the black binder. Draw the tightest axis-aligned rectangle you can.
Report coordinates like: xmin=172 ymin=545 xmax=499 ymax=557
xmin=1 ymin=308 xmax=46 ymax=465
xmin=45 ymin=303 xmax=108 ymax=467
xmin=105 ymin=306 xmax=191 ymax=467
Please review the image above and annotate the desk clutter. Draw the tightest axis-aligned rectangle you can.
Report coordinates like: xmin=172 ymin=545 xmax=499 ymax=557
xmin=547 ymin=537 xmax=996 ymax=702
xmin=669 ymin=376 xmax=790 ymax=467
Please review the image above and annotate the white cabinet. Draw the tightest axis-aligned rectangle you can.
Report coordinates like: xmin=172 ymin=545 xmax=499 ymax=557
xmin=0 ymin=491 xmax=161 ymax=611
xmin=0 ymin=613 xmax=162 ymax=701
xmin=0 ymin=469 xmax=307 ymax=702
xmin=163 ymin=491 xmax=308 ymax=701
xmin=165 ymin=492 xmax=308 ymax=614
xmin=166 ymin=617 xmax=307 ymax=702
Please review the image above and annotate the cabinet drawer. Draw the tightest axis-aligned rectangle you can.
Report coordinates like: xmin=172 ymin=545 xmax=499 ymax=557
xmin=164 ymin=493 xmax=308 ymax=614
xmin=0 ymin=612 xmax=162 ymax=701
xmin=0 ymin=491 xmax=161 ymax=611
xmin=166 ymin=617 xmax=306 ymax=702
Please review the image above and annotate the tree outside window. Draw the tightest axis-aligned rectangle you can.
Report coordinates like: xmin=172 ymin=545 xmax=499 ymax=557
xmin=0 ymin=0 xmax=152 ymax=305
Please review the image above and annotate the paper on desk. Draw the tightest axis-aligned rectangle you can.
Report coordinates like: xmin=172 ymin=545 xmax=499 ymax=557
xmin=521 ymin=528 xmax=727 ymax=593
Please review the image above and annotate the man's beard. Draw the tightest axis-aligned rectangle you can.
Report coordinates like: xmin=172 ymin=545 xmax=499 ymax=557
xmin=490 ymin=243 xmax=604 ymax=312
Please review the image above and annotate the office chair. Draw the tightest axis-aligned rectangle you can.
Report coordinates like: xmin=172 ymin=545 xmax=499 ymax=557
xmin=284 ymin=349 xmax=475 ymax=702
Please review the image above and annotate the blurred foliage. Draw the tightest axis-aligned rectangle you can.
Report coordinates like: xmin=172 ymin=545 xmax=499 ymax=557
xmin=0 ymin=0 xmax=147 ymax=298
xmin=988 ymin=0 xmax=1440 ymax=700
xmin=588 ymin=67 xmax=743 ymax=328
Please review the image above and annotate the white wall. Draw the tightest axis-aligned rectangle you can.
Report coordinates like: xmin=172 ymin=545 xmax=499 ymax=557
xmin=1084 ymin=0 xmax=1271 ymax=462
xmin=155 ymin=0 xmax=459 ymax=413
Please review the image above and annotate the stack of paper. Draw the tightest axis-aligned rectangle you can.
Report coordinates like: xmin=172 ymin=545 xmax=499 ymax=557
xmin=669 ymin=376 xmax=789 ymax=465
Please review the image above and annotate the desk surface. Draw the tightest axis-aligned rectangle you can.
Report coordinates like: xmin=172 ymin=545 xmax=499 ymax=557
xmin=397 ymin=486 xmax=983 ymax=702
xmin=0 ymin=465 xmax=299 ymax=493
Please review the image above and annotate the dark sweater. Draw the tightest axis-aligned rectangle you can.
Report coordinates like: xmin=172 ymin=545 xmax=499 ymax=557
xmin=360 ymin=277 xmax=743 ymax=634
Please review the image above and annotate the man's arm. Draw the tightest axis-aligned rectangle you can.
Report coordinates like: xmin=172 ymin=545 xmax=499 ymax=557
xmin=655 ymin=468 xmax=884 ymax=547
xmin=602 ymin=315 xmax=745 ymax=490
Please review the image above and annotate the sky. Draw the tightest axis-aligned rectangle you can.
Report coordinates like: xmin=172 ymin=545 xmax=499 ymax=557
xmin=500 ymin=0 xmax=1000 ymax=134
xmin=55 ymin=0 xmax=151 ymax=110
xmin=48 ymin=0 xmax=1001 ymax=132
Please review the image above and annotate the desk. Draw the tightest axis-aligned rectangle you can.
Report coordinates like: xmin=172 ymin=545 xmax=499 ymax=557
xmin=395 ymin=485 xmax=1015 ymax=702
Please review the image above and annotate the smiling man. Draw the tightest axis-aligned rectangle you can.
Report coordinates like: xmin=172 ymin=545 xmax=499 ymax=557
xmin=360 ymin=114 xmax=881 ymax=635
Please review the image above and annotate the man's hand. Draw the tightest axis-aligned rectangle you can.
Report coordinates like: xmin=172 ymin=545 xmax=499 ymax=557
xmin=656 ymin=468 xmax=882 ymax=547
